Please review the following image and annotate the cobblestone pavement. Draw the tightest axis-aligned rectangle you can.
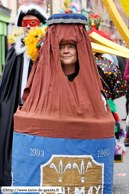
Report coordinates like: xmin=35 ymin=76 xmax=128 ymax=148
xmin=113 ymin=96 xmax=129 ymax=194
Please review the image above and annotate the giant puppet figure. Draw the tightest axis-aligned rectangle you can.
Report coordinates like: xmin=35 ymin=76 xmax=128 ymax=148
xmin=12 ymin=14 xmax=115 ymax=194
xmin=0 ymin=4 xmax=48 ymax=186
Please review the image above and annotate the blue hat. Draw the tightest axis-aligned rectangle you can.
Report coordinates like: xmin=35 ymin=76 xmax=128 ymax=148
xmin=47 ymin=13 xmax=87 ymax=26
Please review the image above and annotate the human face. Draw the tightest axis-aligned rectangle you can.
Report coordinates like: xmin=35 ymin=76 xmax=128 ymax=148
xmin=60 ymin=44 xmax=77 ymax=74
xmin=122 ymin=40 xmax=128 ymax=48
xmin=22 ymin=15 xmax=40 ymax=36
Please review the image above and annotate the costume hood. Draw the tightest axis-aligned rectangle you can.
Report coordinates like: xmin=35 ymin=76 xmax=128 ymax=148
xmin=14 ymin=14 xmax=115 ymax=139
xmin=15 ymin=4 xmax=48 ymax=27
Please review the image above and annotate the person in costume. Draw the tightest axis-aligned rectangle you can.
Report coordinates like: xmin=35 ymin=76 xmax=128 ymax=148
xmin=0 ymin=4 xmax=47 ymax=187
xmin=12 ymin=14 xmax=115 ymax=193
xmin=23 ymin=4 xmax=128 ymax=163
xmin=124 ymin=59 xmax=129 ymax=146
xmin=87 ymin=13 xmax=128 ymax=161
xmin=95 ymin=53 xmax=127 ymax=162
xmin=117 ymin=40 xmax=128 ymax=121
xmin=59 ymin=44 xmax=79 ymax=82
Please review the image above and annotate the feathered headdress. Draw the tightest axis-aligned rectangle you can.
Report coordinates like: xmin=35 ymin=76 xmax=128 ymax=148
xmin=23 ymin=24 xmax=47 ymax=61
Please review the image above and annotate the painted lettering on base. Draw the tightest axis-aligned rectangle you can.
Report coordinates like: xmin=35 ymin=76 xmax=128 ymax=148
xmin=41 ymin=155 xmax=104 ymax=194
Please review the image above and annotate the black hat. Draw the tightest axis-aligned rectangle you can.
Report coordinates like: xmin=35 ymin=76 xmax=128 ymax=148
xmin=16 ymin=4 xmax=48 ymax=27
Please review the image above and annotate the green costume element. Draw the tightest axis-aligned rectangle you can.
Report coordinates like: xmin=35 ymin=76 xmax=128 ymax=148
xmin=115 ymin=125 xmax=118 ymax=133
xmin=107 ymin=99 xmax=117 ymax=113
xmin=36 ymin=39 xmax=44 ymax=50
xmin=107 ymin=99 xmax=118 ymax=132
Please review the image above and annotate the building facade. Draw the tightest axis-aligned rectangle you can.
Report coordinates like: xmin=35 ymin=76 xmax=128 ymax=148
xmin=91 ymin=0 xmax=129 ymax=43
xmin=0 ymin=1 xmax=11 ymax=75
xmin=2 ymin=0 xmax=129 ymax=48
xmin=19 ymin=0 xmax=44 ymax=7
xmin=0 ymin=0 xmax=128 ymax=76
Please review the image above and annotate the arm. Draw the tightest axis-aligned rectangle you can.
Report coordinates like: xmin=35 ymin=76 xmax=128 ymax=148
xmin=124 ymin=59 xmax=129 ymax=82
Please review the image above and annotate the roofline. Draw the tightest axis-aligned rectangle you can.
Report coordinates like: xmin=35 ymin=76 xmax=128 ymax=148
xmin=0 ymin=4 xmax=11 ymax=17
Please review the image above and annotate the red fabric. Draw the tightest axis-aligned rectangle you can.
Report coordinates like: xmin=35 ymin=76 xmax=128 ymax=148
xmin=14 ymin=24 xmax=115 ymax=139
xmin=113 ymin=112 xmax=120 ymax=122
xmin=88 ymin=25 xmax=111 ymax=40
xmin=124 ymin=59 xmax=129 ymax=82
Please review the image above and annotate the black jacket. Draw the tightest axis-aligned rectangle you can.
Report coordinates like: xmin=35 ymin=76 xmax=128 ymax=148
xmin=0 ymin=35 xmax=33 ymax=186
xmin=116 ymin=56 xmax=127 ymax=77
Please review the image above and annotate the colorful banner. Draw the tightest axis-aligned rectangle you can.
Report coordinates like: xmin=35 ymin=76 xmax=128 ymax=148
xmin=12 ymin=132 xmax=115 ymax=194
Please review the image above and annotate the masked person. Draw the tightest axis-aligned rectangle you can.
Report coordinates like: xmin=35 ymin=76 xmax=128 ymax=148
xmin=12 ymin=14 xmax=115 ymax=193
xmin=0 ymin=4 xmax=48 ymax=187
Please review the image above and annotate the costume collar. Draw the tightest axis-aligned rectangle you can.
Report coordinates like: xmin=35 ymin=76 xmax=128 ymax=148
xmin=14 ymin=34 xmax=26 ymax=55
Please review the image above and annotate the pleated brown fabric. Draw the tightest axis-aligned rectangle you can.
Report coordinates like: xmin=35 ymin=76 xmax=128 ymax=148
xmin=14 ymin=23 xmax=115 ymax=139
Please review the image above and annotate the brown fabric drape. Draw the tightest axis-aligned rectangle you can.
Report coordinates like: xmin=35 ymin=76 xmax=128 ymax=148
xmin=14 ymin=24 xmax=115 ymax=139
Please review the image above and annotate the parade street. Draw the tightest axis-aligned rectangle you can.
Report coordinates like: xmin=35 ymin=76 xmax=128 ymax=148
xmin=113 ymin=96 xmax=129 ymax=194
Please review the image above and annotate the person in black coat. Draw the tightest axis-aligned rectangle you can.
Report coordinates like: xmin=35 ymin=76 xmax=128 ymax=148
xmin=116 ymin=40 xmax=128 ymax=120
xmin=0 ymin=4 xmax=47 ymax=187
